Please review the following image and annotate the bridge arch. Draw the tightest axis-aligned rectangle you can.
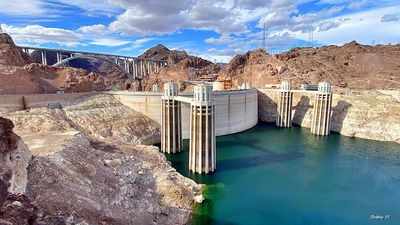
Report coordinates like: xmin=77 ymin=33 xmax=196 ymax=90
xmin=53 ymin=55 xmax=134 ymax=79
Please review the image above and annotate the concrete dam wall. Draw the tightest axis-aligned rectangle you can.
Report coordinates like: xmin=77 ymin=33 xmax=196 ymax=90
xmin=0 ymin=89 xmax=258 ymax=139
xmin=111 ymin=89 xmax=258 ymax=139
xmin=258 ymin=89 xmax=400 ymax=143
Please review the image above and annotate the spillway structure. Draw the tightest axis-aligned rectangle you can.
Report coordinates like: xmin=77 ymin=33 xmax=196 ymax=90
xmin=189 ymin=83 xmax=216 ymax=174
xmin=276 ymin=80 xmax=293 ymax=127
xmin=161 ymin=82 xmax=182 ymax=153
xmin=311 ymin=82 xmax=332 ymax=136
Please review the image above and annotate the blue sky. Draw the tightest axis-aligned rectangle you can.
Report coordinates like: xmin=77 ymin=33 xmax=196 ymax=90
xmin=0 ymin=0 xmax=399 ymax=62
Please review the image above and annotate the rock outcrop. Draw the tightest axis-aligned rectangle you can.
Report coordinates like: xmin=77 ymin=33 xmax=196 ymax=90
xmin=0 ymin=117 xmax=36 ymax=224
xmin=140 ymin=45 xmax=220 ymax=92
xmin=1 ymin=95 xmax=202 ymax=225
xmin=258 ymin=89 xmax=400 ymax=143
xmin=218 ymin=42 xmax=400 ymax=89
xmin=139 ymin=44 xmax=171 ymax=61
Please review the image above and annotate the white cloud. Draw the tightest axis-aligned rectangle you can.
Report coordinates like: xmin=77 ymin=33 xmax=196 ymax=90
xmin=0 ymin=0 xmax=46 ymax=16
xmin=108 ymin=0 xmax=297 ymax=36
xmin=347 ymin=0 xmax=367 ymax=9
xmin=78 ymin=24 xmax=108 ymax=34
xmin=89 ymin=38 xmax=130 ymax=46
xmin=55 ymin=0 xmax=120 ymax=14
xmin=381 ymin=14 xmax=399 ymax=22
xmin=2 ymin=24 xmax=82 ymax=47
xmin=118 ymin=38 xmax=156 ymax=52
xmin=294 ymin=6 xmax=400 ymax=45
xmin=318 ymin=20 xmax=340 ymax=31
xmin=205 ymin=35 xmax=237 ymax=44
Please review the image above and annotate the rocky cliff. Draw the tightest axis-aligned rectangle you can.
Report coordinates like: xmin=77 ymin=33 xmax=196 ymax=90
xmin=0 ymin=95 xmax=202 ymax=224
xmin=218 ymin=42 xmax=400 ymax=89
xmin=140 ymin=45 xmax=220 ymax=92
xmin=258 ymin=89 xmax=400 ymax=143
xmin=0 ymin=117 xmax=37 ymax=224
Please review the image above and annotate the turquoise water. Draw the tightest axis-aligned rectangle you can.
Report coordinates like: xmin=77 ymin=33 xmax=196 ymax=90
xmin=166 ymin=123 xmax=400 ymax=225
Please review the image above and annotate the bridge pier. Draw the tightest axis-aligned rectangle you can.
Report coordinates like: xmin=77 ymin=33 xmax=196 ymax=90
xmin=161 ymin=82 xmax=182 ymax=153
xmin=189 ymin=84 xmax=216 ymax=174
xmin=56 ymin=52 xmax=62 ymax=63
xmin=311 ymin=82 xmax=332 ymax=136
xmin=41 ymin=51 xmax=47 ymax=65
xmin=133 ymin=60 xmax=137 ymax=79
xmin=124 ymin=58 xmax=128 ymax=72
xmin=276 ymin=80 xmax=293 ymax=127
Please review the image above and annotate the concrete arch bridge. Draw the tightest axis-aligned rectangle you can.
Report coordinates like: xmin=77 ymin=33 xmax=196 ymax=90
xmin=18 ymin=46 xmax=167 ymax=79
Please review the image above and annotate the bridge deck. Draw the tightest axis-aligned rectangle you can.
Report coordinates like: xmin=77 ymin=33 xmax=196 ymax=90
xmin=17 ymin=45 xmax=167 ymax=62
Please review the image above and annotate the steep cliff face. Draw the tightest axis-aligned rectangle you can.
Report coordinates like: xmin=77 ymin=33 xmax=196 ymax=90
xmin=0 ymin=117 xmax=31 ymax=194
xmin=0 ymin=117 xmax=36 ymax=224
xmin=60 ymin=95 xmax=161 ymax=145
xmin=258 ymin=89 xmax=400 ymax=143
xmin=0 ymin=33 xmax=31 ymax=67
xmin=1 ymin=95 xmax=201 ymax=225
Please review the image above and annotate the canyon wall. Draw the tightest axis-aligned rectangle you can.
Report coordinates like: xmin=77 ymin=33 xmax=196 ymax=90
xmin=0 ymin=95 xmax=202 ymax=225
xmin=258 ymin=89 xmax=400 ymax=143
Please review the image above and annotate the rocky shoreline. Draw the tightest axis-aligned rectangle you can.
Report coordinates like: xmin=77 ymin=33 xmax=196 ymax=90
xmin=0 ymin=95 xmax=203 ymax=225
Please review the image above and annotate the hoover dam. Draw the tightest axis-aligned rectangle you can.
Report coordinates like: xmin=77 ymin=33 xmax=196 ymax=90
xmin=1 ymin=4 xmax=400 ymax=222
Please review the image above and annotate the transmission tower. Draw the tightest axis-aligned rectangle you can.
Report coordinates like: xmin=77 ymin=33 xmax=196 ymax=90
xmin=261 ymin=22 xmax=266 ymax=51
xmin=308 ymin=20 xmax=314 ymax=47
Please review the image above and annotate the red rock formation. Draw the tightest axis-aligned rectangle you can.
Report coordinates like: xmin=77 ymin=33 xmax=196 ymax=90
xmin=139 ymin=44 xmax=171 ymax=61
xmin=0 ymin=34 xmax=32 ymax=67
xmin=218 ymin=42 xmax=400 ymax=89
xmin=141 ymin=46 xmax=220 ymax=92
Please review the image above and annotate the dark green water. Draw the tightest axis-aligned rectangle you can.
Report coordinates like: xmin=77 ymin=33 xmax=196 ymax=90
xmin=166 ymin=123 xmax=400 ymax=225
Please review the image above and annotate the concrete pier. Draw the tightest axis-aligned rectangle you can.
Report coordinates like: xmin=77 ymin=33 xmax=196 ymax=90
xmin=276 ymin=81 xmax=293 ymax=127
xmin=189 ymin=84 xmax=216 ymax=174
xmin=41 ymin=51 xmax=47 ymax=65
xmin=311 ymin=82 xmax=332 ymax=136
xmin=161 ymin=82 xmax=182 ymax=153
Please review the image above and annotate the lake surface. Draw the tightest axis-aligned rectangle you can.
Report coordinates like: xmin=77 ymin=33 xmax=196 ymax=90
xmin=166 ymin=123 xmax=400 ymax=225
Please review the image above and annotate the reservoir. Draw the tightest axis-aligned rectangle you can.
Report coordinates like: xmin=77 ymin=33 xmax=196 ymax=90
xmin=166 ymin=123 xmax=400 ymax=225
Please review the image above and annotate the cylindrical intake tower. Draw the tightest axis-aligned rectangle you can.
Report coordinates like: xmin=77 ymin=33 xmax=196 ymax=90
xmin=161 ymin=82 xmax=182 ymax=153
xmin=276 ymin=80 xmax=293 ymax=127
xmin=311 ymin=82 xmax=332 ymax=136
xmin=189 ymin=84 xmax=216 ymax=174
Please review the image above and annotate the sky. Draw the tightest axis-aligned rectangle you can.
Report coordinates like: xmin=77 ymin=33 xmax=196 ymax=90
xmin=0 ymin=0 xmax=399 ymax=63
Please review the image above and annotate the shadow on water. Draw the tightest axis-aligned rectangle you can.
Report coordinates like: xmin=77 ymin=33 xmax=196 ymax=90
xmin=217 ymin=151 xmax=304 ymax=173
xmin=292 ymin=96 xmax=311 ymax=125
xmin=190 ymin=215 xmax=240 ymax=225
